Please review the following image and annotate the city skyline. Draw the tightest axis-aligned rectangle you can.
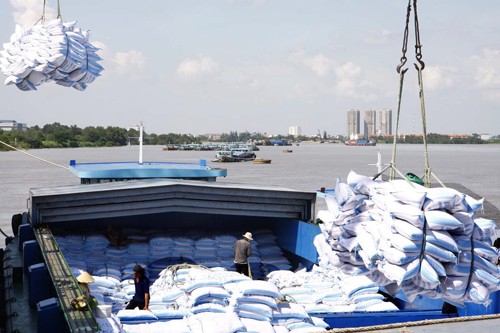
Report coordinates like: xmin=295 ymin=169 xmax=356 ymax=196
xmin=1 ymin=1 xmax=500 ymax=136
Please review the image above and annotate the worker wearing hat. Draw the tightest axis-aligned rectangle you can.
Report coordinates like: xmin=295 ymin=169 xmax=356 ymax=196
xmin=234 ymin=232 xmax=253 ymax=277
xmin=76 ymin=271 xmax=97 ymax=311
xmin=125 ymin=264 xmax=150 ymax=310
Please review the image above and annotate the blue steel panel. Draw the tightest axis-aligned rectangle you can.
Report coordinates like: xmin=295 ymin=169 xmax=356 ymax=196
xmin=274 ymin=221 xmax=321 ymax=265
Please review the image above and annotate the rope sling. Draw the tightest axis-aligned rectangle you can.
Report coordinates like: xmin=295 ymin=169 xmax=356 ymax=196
xmin=375 ymin=0 xmax=445 ymax=188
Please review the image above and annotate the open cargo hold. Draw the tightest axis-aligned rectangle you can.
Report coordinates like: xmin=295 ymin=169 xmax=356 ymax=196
xmin=2 ymin=179 xmax=499 ymax=332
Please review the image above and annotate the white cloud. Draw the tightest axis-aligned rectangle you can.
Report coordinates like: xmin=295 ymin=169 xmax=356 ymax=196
xmin=177 ymin=56 xmax=220 ymax=80
xmin=334 ymin=62 xmax=377 ymax=101
xmin=469 ymin=48 xmax=500 ymax=103
xmin=472 ymin=48 xmax=500 ymax=88
xmin=288 ymin=50 xmax=335 ymax=77
xmin=422 ymin=65 xmax=457 ymax=91
xmin=9 ymin=0 xmax=56 ymax=26
xmin=113 ymin=50 xmax=147 ymax=76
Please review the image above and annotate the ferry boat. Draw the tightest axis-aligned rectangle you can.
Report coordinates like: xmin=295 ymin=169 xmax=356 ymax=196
xmin=213 ymin=147 xmax=256 ymax=162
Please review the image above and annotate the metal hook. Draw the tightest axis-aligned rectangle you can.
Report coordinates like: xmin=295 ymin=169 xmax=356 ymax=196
xmin=396 ymin=57 xmax=408 ymax=73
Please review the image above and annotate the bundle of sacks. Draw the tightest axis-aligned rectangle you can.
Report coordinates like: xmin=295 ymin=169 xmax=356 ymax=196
xmin=0 ymin=19 xmax=103 ymax=91
xmin=117 ymin=265 xmax=330 ymax=333
xmin=315 ymin=171 xmax=500 ymax=308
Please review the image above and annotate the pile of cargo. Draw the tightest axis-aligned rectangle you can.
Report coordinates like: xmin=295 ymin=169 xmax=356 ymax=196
xmin=0 ymin=19 xmax=103 ymax=91
xmin=315 ymin=171 xmax=500 ymax=307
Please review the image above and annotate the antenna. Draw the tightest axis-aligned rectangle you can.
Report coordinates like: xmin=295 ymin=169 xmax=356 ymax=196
xmin=368 ymin=149 xmax=383 ymax=174
xmin=139 ymin=121 xmax=143 ymax=164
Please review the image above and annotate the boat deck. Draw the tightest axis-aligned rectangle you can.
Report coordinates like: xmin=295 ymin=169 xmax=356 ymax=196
xmin=329 ymin=314 xmax=500 ymax=332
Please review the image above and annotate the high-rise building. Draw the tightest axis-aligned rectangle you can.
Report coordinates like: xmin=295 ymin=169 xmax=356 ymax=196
xmin=364 ymin=109 xmax=377 ymax=138
xmin=378 ymin=108 xmax=392 ymax=135
xmin=288 ymin=125 xmax=301 ymax=137
xmin=346 ymin=109 xmax=360 ymax=139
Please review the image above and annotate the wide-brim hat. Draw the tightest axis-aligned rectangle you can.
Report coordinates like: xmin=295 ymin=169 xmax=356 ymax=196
xmin=243 ymin=232 xmax=253 ymax=240
xmin=76 ymin=271 xmax=95 ymax=284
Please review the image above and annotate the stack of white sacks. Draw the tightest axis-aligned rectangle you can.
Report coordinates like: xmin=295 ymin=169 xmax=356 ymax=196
xmin=116 ymin=266 xmax=330 ymax=333
xmin=0 ymin=19 xmax=103 ymax=91
xmin=315 ymin=171 xmax=500 ymax=307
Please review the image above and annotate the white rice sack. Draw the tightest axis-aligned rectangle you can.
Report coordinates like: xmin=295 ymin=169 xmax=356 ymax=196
xmin=274 ymin=326 xmax=290 ymax=333
xmin=272 ymin=302 xmax=310 ymax=320
xmin=391 ymin=190 xmax=427 ymax=209
xmin=347 ymin=170 xmax=379 ymax=195
xmin=183 ymin=280 xmax=223 ymax=293
xmin=392 ymin=218 xmax=424 ymax=241
xmin=456 ymin=238 xmax=498 ymax=262
xmin=317 ymin=210 xmax=338 ymax=225
xmin=235 ymin=302 xmax=274 ymax=319
xmin=379 ymin=244 xmax=419 ymax=265
xmin=313 ymin=235 xmax=343 ymax=267
xmin=468 ymin=280 xmax=490 ymax=303
xmin=237 ymin=280 xmax=282 ymax=299
xmin=441 ymin=275 xmax=468 ymax=296
xmin=234 ymin=295 xmax=278 ymax=309
xmin=356 ymin=231 xmax=381 ymax=260
xmin=387 ymin=201 xmax=425 ymax=228
xmin=464 ymin=195 xmax=484 ymax=213
xmin=341 ymin=276 xmax=378 ymax=298
xmin=424 ymin=254 xmax=446 ymax=277
xmin=377 ymin=259 xmax=420 ymax=284
xmin=424 ymin=210 xmax=463 ymax=231
xmin=324 ymin=194 xmax=341 ymax=218
xmin=417 ymin=259 xmax=440 ymax=288
xmin=340 ymin=263 xmax=370 ymax=276
xmin=425 ymin=229 xmax=459 ymax=253
xmin=191 ymin=303 xmax=227 ymax=314
xmin=473 ymin=218 xmax=497 ymax=241
xmin=367 ymin=270 xmax=396 ymax=287
xmin=190 ymin=286 xmax=230 ymax=305
xmin=116 ymin=309 xmax=158 ymax=324
xmin=310 ymin=316 xmax=330 ymax=329
xmin=240 ymin=317 xmax=275 ymax=333
xmin=335 ymin=178 xmax=355 ymax=205
xmin=187 ymin=312 xmax=245 ymax=333
xmin=451 ymin=212 xmax=475 ymax=236
xmin=341 ymin=194 xmax=368 ymax=212
xmin=364 ymin=301 xmax=399 ymax=312
xmin=474 ymin=269 xmax=500 ymax=290
xmin=151 ymin=308 xmax=188 ymax=320
xmin=425 ymin=242 xmax=457 ymax=263
xmin=387 ymin=232 xmax=422 ymax=253
xmin=472 ymin=254 xmax=499 ymax=274
xmin=423 ymin=187 xmax=464 ymax=211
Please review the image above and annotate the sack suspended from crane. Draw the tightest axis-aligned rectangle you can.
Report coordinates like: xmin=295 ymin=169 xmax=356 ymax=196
xmin=0 ymin=18 xmax=103 ymax=91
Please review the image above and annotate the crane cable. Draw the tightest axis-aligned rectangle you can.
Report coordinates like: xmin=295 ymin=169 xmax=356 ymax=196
xmin=0 ymin=140 xmax=69 ymax=170
xmin=390 ymin=0 xmax=445 ymax=188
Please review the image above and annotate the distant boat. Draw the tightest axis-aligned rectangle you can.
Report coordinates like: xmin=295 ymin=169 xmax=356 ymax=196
xmin=345 ymin=139 xmax=376 ymax=146
xmin=162 ymin=144 xmax=179 ymax=151
xmin=283 ymin=149 xmax=293 ymax=153
xmin=253 ymin=158 xmax=271 ymax=164
xmin=212 ymin=147 xmax=256 ymax=162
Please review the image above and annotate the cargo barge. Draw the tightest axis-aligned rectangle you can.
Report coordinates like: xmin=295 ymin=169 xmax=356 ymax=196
xmin=1 ymin=162 xmax=499 ymax=332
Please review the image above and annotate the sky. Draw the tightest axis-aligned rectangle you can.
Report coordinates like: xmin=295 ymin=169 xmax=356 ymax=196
xmin=1 ymin=0 xmax=499 ymax=136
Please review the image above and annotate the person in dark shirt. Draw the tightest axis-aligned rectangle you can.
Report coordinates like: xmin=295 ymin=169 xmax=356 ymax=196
xmin=234 ymin=232 xmax=253 ymax=277
xmin=494 ymin=237 xmax=500 ymax=265
xmin=126 ymin=264 xmax=150 ymax=310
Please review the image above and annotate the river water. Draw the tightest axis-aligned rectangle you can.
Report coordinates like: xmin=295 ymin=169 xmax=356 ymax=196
xmin=1 ymin=143 xmax=499 ymax=244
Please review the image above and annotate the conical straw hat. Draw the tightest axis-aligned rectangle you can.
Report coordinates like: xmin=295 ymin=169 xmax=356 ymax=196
xmin=76 ymin=271 xmax=95 ymax=284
